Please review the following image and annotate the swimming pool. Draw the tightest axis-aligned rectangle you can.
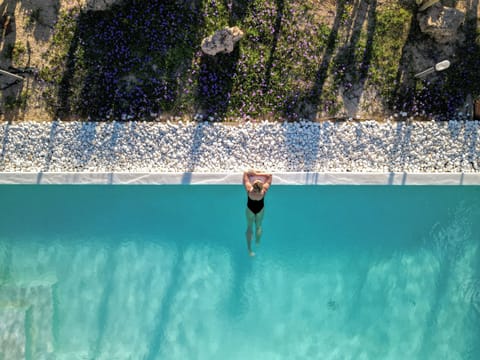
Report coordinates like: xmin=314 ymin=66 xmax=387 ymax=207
xmin=1 ymin=184 xmax=479 ymax=359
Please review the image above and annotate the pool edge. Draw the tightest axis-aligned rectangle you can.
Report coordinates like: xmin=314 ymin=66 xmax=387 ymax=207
xmin=0 ymin=172 xmax=480 ymax=185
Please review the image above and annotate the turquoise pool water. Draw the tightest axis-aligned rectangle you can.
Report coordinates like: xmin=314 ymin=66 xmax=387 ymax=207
xmin=0 ymin=185 xmax=479 ymax=359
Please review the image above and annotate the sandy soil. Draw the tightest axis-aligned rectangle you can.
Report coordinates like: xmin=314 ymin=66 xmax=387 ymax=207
xmin=0 ymin=0 xmax=92 ymax=121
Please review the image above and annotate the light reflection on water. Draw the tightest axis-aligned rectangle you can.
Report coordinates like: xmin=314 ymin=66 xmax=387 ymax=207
xmin=0 ymin=185 xmax=479 ymax=359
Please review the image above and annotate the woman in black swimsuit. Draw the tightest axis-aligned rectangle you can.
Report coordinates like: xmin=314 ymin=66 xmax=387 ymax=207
xmin=243 ymin=170 xmax=273 ymax=256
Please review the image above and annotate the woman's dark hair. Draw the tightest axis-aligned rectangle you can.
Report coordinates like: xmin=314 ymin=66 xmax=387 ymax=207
xmin=253 ymin=181 xmax=263 ymax=192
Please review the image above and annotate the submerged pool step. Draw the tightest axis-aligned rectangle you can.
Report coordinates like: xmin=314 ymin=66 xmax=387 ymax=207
xmin=0 ymin=307 xmax=27 ymax=360
xmin=53 ymin=351 xmax=136 ymax=360
xmin=0 ymin=282 xmax=56 ymax=359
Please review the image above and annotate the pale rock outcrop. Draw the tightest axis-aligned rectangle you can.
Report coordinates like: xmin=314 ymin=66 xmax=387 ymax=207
xmin=201 ymin=26 xmax=244 ymax=56
xmin=418 ymin=0 xmax=440 ymax=12
xmin=417 ymin=3 xmax=465 ymax=43
xmin=85 ymin=0 xmax=123 ymax=11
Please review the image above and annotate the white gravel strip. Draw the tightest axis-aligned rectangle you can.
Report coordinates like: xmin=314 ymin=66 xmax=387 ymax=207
xmin=0 ymin=120 xmax=479 ymax=174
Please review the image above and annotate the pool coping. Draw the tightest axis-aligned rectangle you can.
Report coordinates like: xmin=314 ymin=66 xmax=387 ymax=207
xmin=0 ymin=172 xmax=480 ymax=185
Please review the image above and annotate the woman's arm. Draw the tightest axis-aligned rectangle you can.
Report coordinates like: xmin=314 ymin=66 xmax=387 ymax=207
xmin=243 ymin=171 xmax=253 ymax=191
xmin=262 ymin=173 xmax=273 ymax=193
xmin=244 ymin=169 xmax=272 ymax=192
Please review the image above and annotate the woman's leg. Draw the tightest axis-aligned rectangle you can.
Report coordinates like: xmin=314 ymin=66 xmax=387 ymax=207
xmin=255 ymin=209 xmax=265 ymax=244
xmin=245 ymin=208 xmax=256 ymax=256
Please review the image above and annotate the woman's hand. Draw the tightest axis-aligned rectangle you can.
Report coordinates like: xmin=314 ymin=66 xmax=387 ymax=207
xmin=247 ymin=169 xmax=270 ymax=177
xmin=244 ymin=170 xmax=272 ymax=193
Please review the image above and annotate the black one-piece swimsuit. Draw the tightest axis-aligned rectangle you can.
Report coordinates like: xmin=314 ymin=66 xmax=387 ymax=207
xmin=247 ymin=197 xmax=264 ymax=214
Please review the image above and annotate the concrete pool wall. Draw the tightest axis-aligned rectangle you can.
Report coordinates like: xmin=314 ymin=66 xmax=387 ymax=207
xmin=1 ymin=172 xmax=480 ymax=185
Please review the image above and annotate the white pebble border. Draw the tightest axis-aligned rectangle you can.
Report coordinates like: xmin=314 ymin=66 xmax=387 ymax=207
xmin=0 ymin=119 xmax=479 ymax=184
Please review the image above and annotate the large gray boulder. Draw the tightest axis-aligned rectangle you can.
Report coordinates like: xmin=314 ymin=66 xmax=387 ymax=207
xmin=201 ymin=26 xmax=244 ymax=56
xmin=417 ymin=3 xmax=465 ymax=43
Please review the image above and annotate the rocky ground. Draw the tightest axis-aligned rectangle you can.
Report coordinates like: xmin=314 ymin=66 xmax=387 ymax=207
xmin=0 ymin=0 xmax=122 ymax=121
xmin=1 ymin=0 xmax=479 ymax=122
